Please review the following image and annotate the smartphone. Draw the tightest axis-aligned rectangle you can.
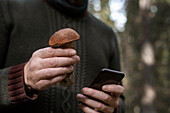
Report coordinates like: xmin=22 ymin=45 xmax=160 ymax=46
xmin=89 ymin=68 xmax=125 ymax=91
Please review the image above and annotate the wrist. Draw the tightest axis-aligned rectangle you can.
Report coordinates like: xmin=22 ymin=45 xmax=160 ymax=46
xmin=8 ymin=62 xmax=38 ymax=103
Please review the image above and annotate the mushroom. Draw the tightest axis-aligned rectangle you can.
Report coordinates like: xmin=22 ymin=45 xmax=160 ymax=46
xmin=49 ymin=28 xmax=80 ymax=87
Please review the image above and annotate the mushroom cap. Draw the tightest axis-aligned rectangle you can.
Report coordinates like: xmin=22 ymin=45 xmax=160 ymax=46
xmin=49 ymin=28 xmax=80 ymax=47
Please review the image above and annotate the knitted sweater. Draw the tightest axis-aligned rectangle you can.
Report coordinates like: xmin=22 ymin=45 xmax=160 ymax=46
xmin=0 ymin=0 xmax=125 ymax=113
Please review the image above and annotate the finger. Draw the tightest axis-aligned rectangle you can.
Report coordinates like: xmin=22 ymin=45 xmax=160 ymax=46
xmin=39 ymin=55 xmax=80 ymax=68
xmin=82 ymin=87 xmax=118 ymax=107
xmin=35 ymin=74 xmax=67 ymax=90
xmin=33 ymin=47 xmax=77 ymax=58
xmin=36 ymin=66 xmax=74 ymax=80
xmin=102 ymin=84 xmax=124 ymax=96
xmin=79 ymin=103 xmax=100 ymax=113
xmin=77 ymin=94 xmax=114 ymax=113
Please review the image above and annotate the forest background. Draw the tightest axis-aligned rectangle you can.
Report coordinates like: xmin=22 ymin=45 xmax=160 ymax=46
xmin=88 ymin=0 xmax=170 ymax=113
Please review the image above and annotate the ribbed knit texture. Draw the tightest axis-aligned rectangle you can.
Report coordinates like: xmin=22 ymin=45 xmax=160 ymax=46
xmin=8 ymin=63 xmax=38 ymax=103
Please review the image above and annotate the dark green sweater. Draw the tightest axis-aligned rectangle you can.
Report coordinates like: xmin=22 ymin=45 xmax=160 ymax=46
xmin=0 ymin=0 xmax=124 ymax=113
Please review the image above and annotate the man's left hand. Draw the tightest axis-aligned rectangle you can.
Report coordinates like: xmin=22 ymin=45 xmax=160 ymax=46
xmin=77 ymin=84 xmax=124 ymax=113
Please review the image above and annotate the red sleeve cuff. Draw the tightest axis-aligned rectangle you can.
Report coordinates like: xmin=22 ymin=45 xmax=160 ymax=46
xmin=8 ymin=63 xmax=38 ymax=103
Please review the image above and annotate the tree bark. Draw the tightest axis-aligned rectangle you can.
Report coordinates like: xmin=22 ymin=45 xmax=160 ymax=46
xmin=139 ymin=0 xmax=156 ymax=113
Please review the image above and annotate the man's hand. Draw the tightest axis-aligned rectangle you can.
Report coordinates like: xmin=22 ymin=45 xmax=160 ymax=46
xmin=77 ymin=84 xmax=124 ymax=113
xmin=24 ymin=47 xmax=80 ymax=90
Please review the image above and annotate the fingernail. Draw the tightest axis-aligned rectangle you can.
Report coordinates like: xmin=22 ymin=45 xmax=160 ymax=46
xmin=77 ymin=94 xmax=86 ymax=99
xmin=70 ymin=50 xmax=76 ymax=55
xmin=82 ymin=87 xmax=88 ymax=94
xmin=102 ymin=86 xmax=107 ymax=91
xmin=75 ymin=56 xmax=80 ymax=62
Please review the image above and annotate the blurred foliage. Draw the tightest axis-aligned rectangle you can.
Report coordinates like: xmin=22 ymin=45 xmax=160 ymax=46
xmin=88 ymin=0 xmax=115 ymax=27
xmin=89 ymin=0 xmax=170 ymax=113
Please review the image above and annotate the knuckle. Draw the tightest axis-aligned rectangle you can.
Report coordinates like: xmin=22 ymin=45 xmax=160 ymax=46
xmin=82 ymin=88 xmax=89 ymax=94
xmin=32 ymin=51 xmax=38 ymax=57
xmin=62 ymin=66 xmax=73 ymax=73
xmin=43 ymin=69 xmax=51 ymax=77
xmin=103 ymin=95 xmax=110 ymax=102
xmin=85 ymin=88 xmax=93 ymax=95
xmin=27 ymin=77 xmax=37 ymax=86
xmin=30 ymin=63 xmax=36 ymax=70
xmin=47 ymin=48 xmax=55 ymax=56
xmin=32 ymin=48 xmax=43 ymax=57
xmin=89 ymin=89 xmax=94 ymax=95
xmin=28 ymin=58 xmax=40 ymax=71
xmin=65 ymin=49 xmax=77 ymax=57
xmin=48 ymin=59 xmax=57 ymax=67
xmin=66 ymin=49 xmax=73 ymax=56
xmin=68 ymin=58 xmax=74 ymax=64
xmin=29 ymin=62 xmax=38 ymax=71
xmin=65 ymin=50 xmax=70 ymax=57
xmin=60 ymin=67 xmax=66 ymax=72
xmin=96 ymin=103 xmax=103 ymax=109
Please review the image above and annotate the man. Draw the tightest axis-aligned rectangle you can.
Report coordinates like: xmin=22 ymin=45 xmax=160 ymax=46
xmin=0 ymin=0 xmax=125 ymax=112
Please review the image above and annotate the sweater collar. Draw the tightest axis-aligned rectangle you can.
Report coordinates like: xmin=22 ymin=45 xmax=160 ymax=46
xmin=44 ymin=0 xmax=88 ymax=17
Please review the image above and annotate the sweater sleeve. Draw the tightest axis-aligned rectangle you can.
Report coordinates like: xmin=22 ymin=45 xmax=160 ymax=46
xmin=8 ymin=63 xmax=38 ymax=103
xmin=0 ymin=64 xmax=38 ymax=109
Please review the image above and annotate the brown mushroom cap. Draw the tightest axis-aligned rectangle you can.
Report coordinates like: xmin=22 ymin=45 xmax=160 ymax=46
xmin=49 ymin=28 xmax=80 ymax=47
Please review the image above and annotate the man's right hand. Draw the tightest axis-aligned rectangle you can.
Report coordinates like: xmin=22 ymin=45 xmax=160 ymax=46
xmin=24 ymin=47 xmax=80 ymax=90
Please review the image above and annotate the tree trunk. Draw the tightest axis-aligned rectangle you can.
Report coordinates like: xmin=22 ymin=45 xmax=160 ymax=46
xmin=139 ymin=0 xmax=156 ymax=113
